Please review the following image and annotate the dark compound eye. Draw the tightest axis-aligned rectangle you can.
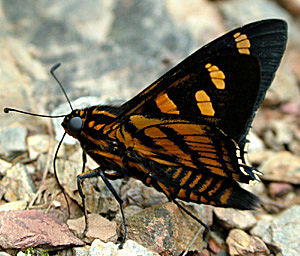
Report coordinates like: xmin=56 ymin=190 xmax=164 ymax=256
xmin=68 ymin=116 xmax=83 ymax=135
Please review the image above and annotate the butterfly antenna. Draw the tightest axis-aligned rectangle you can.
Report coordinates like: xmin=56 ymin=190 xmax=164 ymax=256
xmin=53 ymin=132 xmax=70 ymax=217
xmin=4 ymin=63 xmax=72 ymax=117
xmin=50 ymin=63 xmax=73 ymax=111
xmin=3 ymin=107 xmax=66 ymax=118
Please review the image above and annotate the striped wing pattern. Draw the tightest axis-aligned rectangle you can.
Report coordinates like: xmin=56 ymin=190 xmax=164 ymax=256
xmin=111 ymin=115 xmax=259 ymax=208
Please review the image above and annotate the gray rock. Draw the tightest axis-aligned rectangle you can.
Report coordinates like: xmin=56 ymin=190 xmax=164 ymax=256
xmin=125 ymin=202 xmax=211 ymax=254
xmin=1 ymin=163 xmax=35 ymax=202
xmin=251 ymin=206 xmax=300 ymax=255
xmin=27 ymin=134 xmax=50 ymax=159
xmin=250 ymin=215 xmax=273 ymax=245
xmin=0 ymin=159 xmax=12 ymax=176
xmin=267 ymin=64 xmax=300 ymax=105
xmin=269 ymin=205 xmax=300 ymax=255
xmin=73 ymin=246 xmax=90 ymax=256
xmin=0 ymin=37 xmax=40 ymax=128
xmin=0 ymin=200 xmax=27 ymax=212
xmin=214 ymin=208 xmax=257 ymax=230
xmin=166 ymin=0 xmax=225 ymax=46
xmin=226 ymin=229 xmax=270 ymax=256
xmin=264 ymin=119 xmax=298 ymax=151
xmin=67 ymin=214 xmax=118 ymax=244
xmin=259 ymin=151 xmax=300 ymax=184
xmin=218 ymin=0 xmax=300 ymax=46
xmin=120 ymin=179 xmax=168 ymax=208
xmin=0 ymin=126 xmax=27 ymax=156
xmin=0 ymin=252 xmax=12 ymax=256
xmin=1 ymin=0 xmax=196 ymax=112
xmin=89 ymin=239 xmax=160 ymax=256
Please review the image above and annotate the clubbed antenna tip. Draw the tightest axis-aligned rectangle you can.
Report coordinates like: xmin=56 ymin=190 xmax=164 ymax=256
xmin=50 ymin=63 xmax=61 ymax=73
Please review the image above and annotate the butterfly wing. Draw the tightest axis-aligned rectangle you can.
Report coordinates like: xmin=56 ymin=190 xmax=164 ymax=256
xmin=106 ymin=19 xmax=287 ymax=148
xmin=114 ymin=55 xmax=261 ymax=184
xmin=116 ymin=115 xmax=260 ymax=209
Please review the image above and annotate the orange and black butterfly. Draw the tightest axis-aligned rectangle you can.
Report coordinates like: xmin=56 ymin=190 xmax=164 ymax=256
xmin=5 ymin=19 xmax=287 ymax=248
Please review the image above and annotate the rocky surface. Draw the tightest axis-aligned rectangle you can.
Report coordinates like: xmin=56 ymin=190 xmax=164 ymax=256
xmin=226 ymin=229 xmax=270 ymax=256
xmin=251 ymin=205 xmax=300 ymax=256
xmin=1 ymin=0 xmax=300 ymax=255
xmin=0 ymin=210 xmax=84 ymax=250
xmin=67 ymin=213 xmax=118 ymax=244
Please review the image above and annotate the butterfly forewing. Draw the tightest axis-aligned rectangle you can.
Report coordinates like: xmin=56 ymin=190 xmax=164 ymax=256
xmin=106 ymin=19 xmax=287 ymax=149
xmin=133 ymin=55 xmax=261 ymax=142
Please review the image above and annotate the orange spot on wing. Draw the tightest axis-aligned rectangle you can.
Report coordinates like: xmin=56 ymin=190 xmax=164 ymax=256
xmin=200 ymin=196 xmax=208 ymax=203
xmin=195 ymin=90 xmax=215 ymax=116
xmin=155 ymin=93 xmax=179 ymax=114
xmin=198 ymin=157 xmax=222 ymax=169
xmin=172 ymin=167 xmax=183 ymax=180
xmin=179 ymin=170 xmax=192 ymax=187
xmin=189 ymin=174 xmax=202 ymax=188
xmin=234 ymin=32 xmax=251 ymax=55
xmin=92 ymin=109 xmax=116 ymax=118
xmin=88 ymin=121 xmax=95 ymax=128
xmin=144 ymin=127 xmax=166 ymax=138
xmin=205 ymin=64 xmax=225 ymax=89
xmin=184 ymin=135 xmax=214 ymax=146
xmin=157 ymin=181 xmax=170 ymax=197
xmin=208 ymin=180 xmax=223 ymax=196
xmin=94 ymin=124 xmax=105 ymax=130
xmin=198 ymin=177 xmax=213 ymax=193
xmin=177 ymin=188 xmax=187 ymax=199
xmin=220 ymin=187 xmax=233 ymax=204
xmin=130 ymin=115 xmax=163 ymax=130
xmin=116 ymin=126 xmax=134 ymax=148
xmin=145 ymin=176 xmax=152 ymax=185
xmin=190 ymin=192 xmax=199 ymax=202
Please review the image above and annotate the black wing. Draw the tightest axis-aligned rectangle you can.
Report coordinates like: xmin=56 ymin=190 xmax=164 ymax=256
xmin=106 ymin=19 xmax=287 ymax=149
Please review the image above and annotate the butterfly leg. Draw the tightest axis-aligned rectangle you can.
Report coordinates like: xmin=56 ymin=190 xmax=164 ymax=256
xmin=172 ymin=199 xmax=211 ymax=253
xmin=77 ymin=167 xmax=127 ymax=249
xmin=81 ymin=151 xmax=87 ymax=173
xmin=98 ymin=170 xmax=127 ymax=249
xmin=172 ymin=199 xmax=210 ymax=231
xmin=77 ymin=169 xmax=100 ymax=236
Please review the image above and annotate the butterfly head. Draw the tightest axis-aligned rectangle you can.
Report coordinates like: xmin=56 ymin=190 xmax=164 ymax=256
xmin=62 ymin=109 xmax=87 ymax=138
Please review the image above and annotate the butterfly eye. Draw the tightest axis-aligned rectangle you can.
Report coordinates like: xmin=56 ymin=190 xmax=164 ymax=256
xmin=68 ymin=116 xmax=83 ymax=135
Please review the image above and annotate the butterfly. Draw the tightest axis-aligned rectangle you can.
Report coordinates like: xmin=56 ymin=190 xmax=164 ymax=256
xmin=5 ymin=19 xmax=287 ymax=249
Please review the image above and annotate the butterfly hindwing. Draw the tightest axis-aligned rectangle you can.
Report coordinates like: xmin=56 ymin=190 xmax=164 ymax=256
xmin=120 ymin=115 xmax=253 ymax=183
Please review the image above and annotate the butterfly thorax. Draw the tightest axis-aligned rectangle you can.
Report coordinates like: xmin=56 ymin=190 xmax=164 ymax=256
xmin=62 ymin=105 xmax=126 ymax=170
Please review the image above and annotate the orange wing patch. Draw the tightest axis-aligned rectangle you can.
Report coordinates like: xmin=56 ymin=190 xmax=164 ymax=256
xmin=195 ymin=90 xmax=215 ymax=116
xmin=233 ymin=32 xmax=251 ymax=55
xmin=205 ymin=63 xmax=225 ymax=90
xmin=121 ymin=116 xmax=246 ymax=181
xmin=88 ymin=121 xmax=95 ymax=128
xmin=155 ymin=93 xmax=179 ymax=114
